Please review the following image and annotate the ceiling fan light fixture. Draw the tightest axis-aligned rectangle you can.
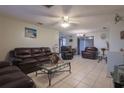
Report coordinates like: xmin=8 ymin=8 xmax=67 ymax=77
xmin=77 ymin=33 xmax=85 ymax=37
xmin=61 ymin=22 xmax=70 ymax=28
xmin=61 ymin=16 xmax=70 ymax=28
xmin=63 ymin=16 xmax=69 ymax=21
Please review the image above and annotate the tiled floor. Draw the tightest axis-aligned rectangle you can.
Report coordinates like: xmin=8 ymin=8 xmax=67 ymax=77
xmin=28 ymin=56 xmax=114 ymax=88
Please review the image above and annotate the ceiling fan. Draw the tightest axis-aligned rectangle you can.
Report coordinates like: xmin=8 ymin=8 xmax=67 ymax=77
xmin=36 ymin=6 xmax=82 ymax=28
xmin=43 ymin=15 xmax=80 ymax=28
xmin=60 ymin=16 xmax=80 ymax=28
xmin=115 ymin=13 xmax=124 ymax=24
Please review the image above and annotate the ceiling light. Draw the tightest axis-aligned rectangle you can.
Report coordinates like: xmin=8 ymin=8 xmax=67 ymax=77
xmin=61 ymin=16 xmax=70 ymax=28
xmin=77 ymin=33 xmax=85 ymax=37
xmin=61 ymin=22 xmax=70 ymax=28
xmin=63 ymin=16 xmax=69 ymax=21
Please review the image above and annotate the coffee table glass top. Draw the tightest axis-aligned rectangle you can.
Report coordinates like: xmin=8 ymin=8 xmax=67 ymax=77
xmin=39 ymin=61 xmax=70 ymax=71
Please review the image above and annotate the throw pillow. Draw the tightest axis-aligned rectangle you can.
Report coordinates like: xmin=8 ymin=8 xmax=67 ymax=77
xmin=49 ymin=53 xmax=60 ymax=64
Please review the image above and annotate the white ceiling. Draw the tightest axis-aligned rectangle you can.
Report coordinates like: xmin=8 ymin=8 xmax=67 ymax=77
xmin=0 ymin=5 xmax=124 ymax=34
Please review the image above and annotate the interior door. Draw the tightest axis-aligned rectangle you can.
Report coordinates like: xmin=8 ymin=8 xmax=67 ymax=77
xmin=59 ymin=37 xmax=67 ymax=53
xmin=79 ymin=38 xmax=85 ymax=54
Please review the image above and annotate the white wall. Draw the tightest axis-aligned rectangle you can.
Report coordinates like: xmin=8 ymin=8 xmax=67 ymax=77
xmin=0 ymin=15 xmax=59 ymax=60
xmin=85 ymin=30 xmax=109 ymax=50
xmin=66 ymin=35 xmax=77 ymax=49
xmin=106 ymin=23 xmax=124 ymax=73
xmin=109 ymin=23 xmax=124 ymax=52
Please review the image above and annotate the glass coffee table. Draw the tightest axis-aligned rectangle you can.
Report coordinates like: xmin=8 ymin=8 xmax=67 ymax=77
xmin=36 ymin=61 xmax=71 ymax=86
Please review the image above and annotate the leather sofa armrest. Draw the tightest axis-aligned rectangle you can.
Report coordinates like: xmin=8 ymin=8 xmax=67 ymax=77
xmin=0 ymin=61 xmax=10 ymax=68
xmin=12 ymin=58 xmax=23 ymax=65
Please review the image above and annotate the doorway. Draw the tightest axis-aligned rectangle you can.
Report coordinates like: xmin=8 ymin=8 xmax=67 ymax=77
xmin=59 ymin=37 xmax=67 ymax=53
xmin=77 ymin=36 xmax=94 ymax=55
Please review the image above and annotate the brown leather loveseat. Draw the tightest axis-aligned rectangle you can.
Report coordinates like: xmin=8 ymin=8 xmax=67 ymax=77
xmin=81 ymin=47 xmax=98 ymax=59
xmin=10 ymin=47 xmax=52 ymax=74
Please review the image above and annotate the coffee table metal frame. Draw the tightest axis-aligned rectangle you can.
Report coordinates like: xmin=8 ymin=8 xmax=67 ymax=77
xmin=35 ymin=61 xmax=71 ymax=86
xmin=98 ymin=54 xmax=107 ymax=63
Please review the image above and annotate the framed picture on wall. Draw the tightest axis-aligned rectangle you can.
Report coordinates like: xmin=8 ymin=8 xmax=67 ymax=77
xmin=25 ymin=27 xmax=37 ymax=38
xmin=120 ymin=31 xmax=124 ymax=39
xmin=69 ymin=39 xmax=73 ymax=42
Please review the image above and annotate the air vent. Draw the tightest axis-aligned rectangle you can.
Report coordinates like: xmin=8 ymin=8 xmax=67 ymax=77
xmin=103 ymin=27 xmax=107 ymax=29
xmin=36 ymin=22 xmax=43 ymax=26
xmin=44 ymin=5 xmax=54 ymax=8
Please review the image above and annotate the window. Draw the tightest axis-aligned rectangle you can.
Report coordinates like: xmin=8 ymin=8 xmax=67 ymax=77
xmin=60 ymin=37 xmax=67 ymax=46
xmin=62 ymin=38 xmax=66 ymax=46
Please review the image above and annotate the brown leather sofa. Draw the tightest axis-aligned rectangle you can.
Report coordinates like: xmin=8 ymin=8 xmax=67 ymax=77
xmin=81 ymin=47 xmax=98 ymax=59
xmin=10 ymin=47 xmax=52 ymax=74
xmin=61 ymin=46 xmax=74 ymax=60
xmin=0 ymin=61 xmax=35 ymax=88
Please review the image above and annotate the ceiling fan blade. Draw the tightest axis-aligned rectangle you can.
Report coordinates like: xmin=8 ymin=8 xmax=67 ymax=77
xmin=40 ymin=16 xmax=61 ymax=21
xmin=33 ymin=12 xmax=59 ymax=18
xmin=45 ymin=22 xmax=59 ymax=26
xmin=71 ymin=12 xmax=115 ymax=19
xmin=69 ymin=20 xmax=80 ymax=24
xmin=71 ymin=23 xmax=78 ymax=25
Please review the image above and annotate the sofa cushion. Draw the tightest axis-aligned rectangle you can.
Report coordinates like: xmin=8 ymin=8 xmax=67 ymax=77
xmin=0 ymin=65 xmax=34 ymax=88
xmin=35 ymin=56 xmax=50 ymax=62
xmin=86 ymin=47 xmax=98 ymax=51
xmin=0 ymin=61 xmax=10 ymax=68
xmin=83 ymin=51 xmax=95 ymax=54
xmin=0 ymin=61 xmax=35 ymax=88
xmin=15 ymin=48 xmax=31 ymax=58
xmin=32 ymin=53 xmax=45 ymax=57
xmin=0 ymin=66 xmax=20 ymax=75
xmin=0 ymin=69 xmax=28 ymax=86
xmin=31 ymin=48 xmax=41 ymax=54
xmin=42 ymin=47 xmax=52 ymax=56
xmin=32 ymin=48 xmax=46 ymax=57
xmin=0 ymin=77 xmax=34 ymax=88
xmin=44 ymin=47 xmax=51 ymax=52
xmin=18 ymin=58 xmax=38 ymax=65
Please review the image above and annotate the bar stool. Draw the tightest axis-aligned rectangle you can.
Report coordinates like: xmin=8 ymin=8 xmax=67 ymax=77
xmin=98 ymin=48 xmax=107 ymax=63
